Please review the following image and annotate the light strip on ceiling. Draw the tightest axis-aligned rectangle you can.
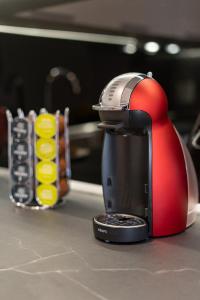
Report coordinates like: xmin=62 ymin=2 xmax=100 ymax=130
xmin=0 ymin=24 xmax=137 ymax=46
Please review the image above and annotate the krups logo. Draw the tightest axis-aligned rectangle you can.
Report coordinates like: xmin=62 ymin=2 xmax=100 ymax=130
xmin=98 ymin=228 xmax=108 ymax=234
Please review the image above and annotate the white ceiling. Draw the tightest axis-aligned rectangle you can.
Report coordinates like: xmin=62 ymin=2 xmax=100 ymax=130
xmin=13 ymin=0 xmax=200 ymax=40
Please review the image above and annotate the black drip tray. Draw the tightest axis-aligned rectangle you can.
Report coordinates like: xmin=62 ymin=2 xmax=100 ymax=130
xmin=93 ymin=213 xmax=148 ymax=243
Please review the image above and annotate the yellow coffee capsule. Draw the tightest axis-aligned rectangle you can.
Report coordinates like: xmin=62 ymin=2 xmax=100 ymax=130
xmin=35 ymin=113 xmax=56 ymax=138
xmin=36 ymin=161 xmax=57 ymax=184
xmin=36 ymin=138 xmax=56 ymax=161
xmin=36 ymin=184 xmax=58 ymax=207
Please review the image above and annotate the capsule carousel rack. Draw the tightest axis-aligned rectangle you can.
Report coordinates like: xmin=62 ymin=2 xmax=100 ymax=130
xmin=6 ymin=108 xmax=70 ymax=209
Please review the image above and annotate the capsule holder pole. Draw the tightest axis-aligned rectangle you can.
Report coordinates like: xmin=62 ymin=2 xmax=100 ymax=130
xmin=6 ymin=108 xmax=70 ymax=209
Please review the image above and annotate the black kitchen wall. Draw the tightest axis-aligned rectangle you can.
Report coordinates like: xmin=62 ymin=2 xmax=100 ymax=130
xmin=0 ymin=32 xmax=199 ymax=127
xmin=0 ymin=33 xmax=134 ymax=124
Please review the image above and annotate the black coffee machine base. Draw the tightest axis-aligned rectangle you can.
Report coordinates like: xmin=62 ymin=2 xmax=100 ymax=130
xmin=93 ymin=214 xmax=148 ymax=243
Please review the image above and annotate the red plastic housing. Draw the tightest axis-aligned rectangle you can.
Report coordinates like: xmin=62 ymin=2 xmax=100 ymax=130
xmin=129 ymin=79 xmax=188 ymax=237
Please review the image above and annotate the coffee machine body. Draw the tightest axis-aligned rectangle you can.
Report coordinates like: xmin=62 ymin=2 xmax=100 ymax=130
xmin=93 ymin=73 xmax=198 ymax=238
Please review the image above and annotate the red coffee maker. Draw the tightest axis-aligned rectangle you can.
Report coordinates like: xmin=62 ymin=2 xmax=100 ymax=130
xmin=93 ymin=72 xmax=198 ymax=243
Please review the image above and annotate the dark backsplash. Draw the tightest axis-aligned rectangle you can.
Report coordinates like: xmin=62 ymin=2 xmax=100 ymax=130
xmin=0 ymin=32 xmax=200 ymax=183
xmin=0 ymin=33 xmax=199 ymax=126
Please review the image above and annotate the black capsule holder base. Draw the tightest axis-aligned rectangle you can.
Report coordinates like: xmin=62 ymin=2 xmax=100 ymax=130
xmin=11 ymin=197 xmax=66 ymax=210
xmin=93 ymin=213 xmax=148 ymax=243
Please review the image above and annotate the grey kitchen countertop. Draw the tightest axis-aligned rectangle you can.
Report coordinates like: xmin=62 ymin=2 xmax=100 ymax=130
xmin=0 ymin=168 xmax=200 ymax=300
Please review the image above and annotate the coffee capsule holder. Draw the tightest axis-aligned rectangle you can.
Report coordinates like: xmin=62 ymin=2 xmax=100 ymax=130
xmin=6 ymin=108 xmax=70 ymax=210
